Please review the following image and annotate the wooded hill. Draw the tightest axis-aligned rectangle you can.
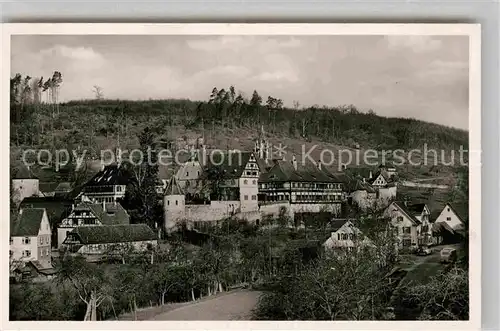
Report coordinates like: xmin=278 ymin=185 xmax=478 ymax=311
xmin=10 ymin=75 xmax=468 ymax=181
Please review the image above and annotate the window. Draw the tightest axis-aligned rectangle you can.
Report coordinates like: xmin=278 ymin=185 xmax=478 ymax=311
xmin=251 ymin=195 xmax=257 ymax=200
xmin=252 ymin=180 xmax=256 ymax=185
xmin=244 ymin=180 xmax=248 ymax=185
xmin=447 ymin=208 xmax=450 ymax=212
xmin=117 ymin=186 xmax=122 ymax=192
xmin=186 ymin=172 xmax=189 ymax=177
xmin=446 ymin=217 xmax=451 ymax=221
xmin=23 ymin=250 xmax=31 ymax=257
xmin=396 ymin=216 xmax=403 ymax=223
xmin=337 ymin=233 xmax=340 ymax=240
xmin=403 ymin=227 xmax=411 ymax=234
xmin=167 ymin=200 xmax=170 ymax=206
xmin=9 ymin=237 xmax=13 ymax=245
xmin=197 ymin=171 xmax=200 ymax=176
xmin=402 ymin=239 xmax=411 ymax=247
xmin=244 ymin=195 xmax=248 ymax=200
xmin=175 ymin=200 xmax=178 ymax=206
xmin=23 ymin=237 xmax=31 ymax=245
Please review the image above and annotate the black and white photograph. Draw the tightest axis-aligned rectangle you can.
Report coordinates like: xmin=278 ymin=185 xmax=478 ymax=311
xmin=4 ymin=24 xmax=480 ymax=327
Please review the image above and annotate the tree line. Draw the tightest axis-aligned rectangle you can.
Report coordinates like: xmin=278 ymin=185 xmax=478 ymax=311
xmin=10 ymin=73 xmax=468 ymax=156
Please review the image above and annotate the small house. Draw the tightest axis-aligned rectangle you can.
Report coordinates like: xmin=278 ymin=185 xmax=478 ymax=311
xmin=10 ymin=208 xmax=52 ymax=269
xmin=62 ymin=224 xmax=158 ymax=261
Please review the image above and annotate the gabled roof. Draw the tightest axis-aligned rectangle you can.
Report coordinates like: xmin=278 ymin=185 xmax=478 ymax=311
xmin=73 ymin=202 xmax=130 ymax=225
xmin=446 ymin=203 xmax=468 ymax=223
xmin=84 ymin=164 xmax=130 ymax=187
xmin=390 ymin=201 xmax=421 ymax=225
xmin=164 ymin=176 xmax=184 ymax=196
xmin=68 ymin=224 xmax=156 ymax=245
xmin=330 ymin=219 xmax=349 ymax=232
xmin=11 ymin=208 xmax=46 ymax=237
xmin=19 ymin=197 xmax=73 ymax=226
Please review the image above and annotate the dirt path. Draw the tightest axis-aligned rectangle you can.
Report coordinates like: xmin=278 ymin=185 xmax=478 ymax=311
xmin=150 ymin=290 xmax=262 ymax=320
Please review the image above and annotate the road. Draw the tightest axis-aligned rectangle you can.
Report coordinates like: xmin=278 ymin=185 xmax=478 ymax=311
xmin=399 ymin=244 xmax=460 ymax=285
xmin=150 ymin=290 xmax=262 ymax=320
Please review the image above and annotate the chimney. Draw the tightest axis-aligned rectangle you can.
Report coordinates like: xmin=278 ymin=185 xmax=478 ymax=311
xmin=19 ymin=208 xmax=23 ymax=215
xmin=100 ymin=163 xmax=105 ymax=172
xmin=317 ymin=160 xmax=322 ymax=170
xmin=292 ymin=155 xmax=298 ymax=171
xmin=369 ymin=171 xmax=373 ymax=179
xmin=362 ymin=178 xmax=365 ymax=183
xmin=102 ymin=200 xmax=106 ymax=212
xmin=404 ymin=200 xmax=408 ymax=207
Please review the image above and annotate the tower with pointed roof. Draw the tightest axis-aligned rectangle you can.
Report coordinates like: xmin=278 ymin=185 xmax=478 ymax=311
xmin=254 ymin=125 xmax=270 ymax=161
xmin=163 ymin=176 xmax=185 ymax=231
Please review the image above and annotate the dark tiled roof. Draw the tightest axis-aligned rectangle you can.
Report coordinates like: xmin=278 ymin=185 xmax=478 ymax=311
xmin=447 ymin=203 xmax=468 ymax=223
xmin=405 ymin=203 xmax=427 ymax=216
xmin=69 ymin=224 xmax=156 ymax=245
xmin=74 ymin=202 xmax=130 ymax=225
xmin=29 ymin=260 xmax=56 ymax=273
xmin=84 ymin=164 xmax=130 ymax=187
xmin=318 ymin=172 xmax=373 ymax=193
xmin=164 ymin=176 xmax=184 ymax=196
xmin=39 ymin=182 xmax=59 ymax=194
xmin=11 ymin=208 xmax=45 ymax=236
xmin=330 ymin=219 xmax=349 ymax=232
xmin=201 ymin=151 xmax=253 ymax=180
xmin=255 ymin=157 xmax=273 ymax=173
xmin=392 ymin=202 xmax=421 ymax=225
xmin=260 ymin=159 xmax=342 ymax=183
xmin=55 ymin=182 xmax=74 ymax=192
xmin=19 ymin=197 xmax=73 ymax=226
xmin=345 ymin=167 xmax=373 ymax=180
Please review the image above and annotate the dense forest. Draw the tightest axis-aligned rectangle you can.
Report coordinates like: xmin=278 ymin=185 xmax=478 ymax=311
xmin=10 ymin=72 xmax=468 ymax=159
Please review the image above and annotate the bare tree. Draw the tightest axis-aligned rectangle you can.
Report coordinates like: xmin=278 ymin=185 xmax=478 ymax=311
xmin=92 ymin=85 xmax=104 ymax=100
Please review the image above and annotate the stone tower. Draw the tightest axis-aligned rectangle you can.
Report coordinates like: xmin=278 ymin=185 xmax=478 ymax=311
xmin=163 ymin=176 xmax=185 ymax=232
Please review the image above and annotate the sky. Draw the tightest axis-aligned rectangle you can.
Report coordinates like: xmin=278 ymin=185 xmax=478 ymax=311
xmin=11 ymin=34 xmax=469 ymax=129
